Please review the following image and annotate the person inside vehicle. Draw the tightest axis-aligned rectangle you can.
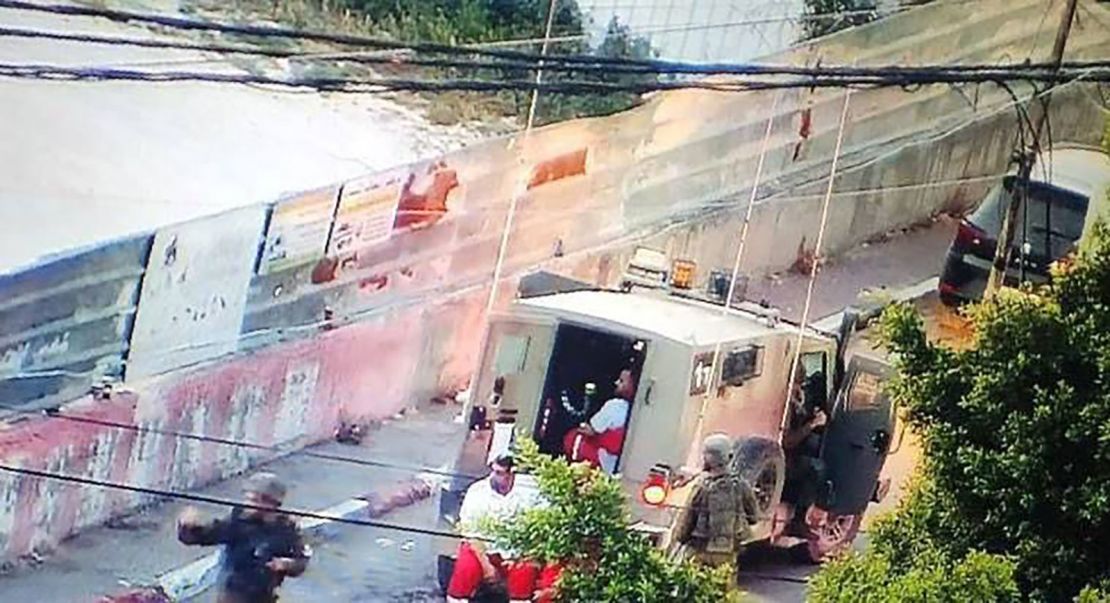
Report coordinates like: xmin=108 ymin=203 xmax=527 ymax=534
xmin=564 ymin=369 xmax=636 ymax=475
xmin=782 ymin=368 xmax=828 ymax=513
xmin=676 ymin=434 xmax=760 ymax=575
xmin=177 ymin=472 xmax=310 ymax=603
xmin=447 ymin=453 xmax=541 ymax=603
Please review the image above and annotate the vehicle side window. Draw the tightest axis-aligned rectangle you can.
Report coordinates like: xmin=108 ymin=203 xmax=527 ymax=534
xmin=1017 ymin=196 xmax=1050 ymax=257
xmin=1021 ymin=187 xmax=1088 ymax=261
xmin=1049 ymin=202 xmax=1086 ymax=260
xmin=847 ymin=371 xmax=883 ymax=411
xmin=800 ymin=352 xmax=829 ymax=408
xmin=968 ymin=183 xmax=1008 ymax=235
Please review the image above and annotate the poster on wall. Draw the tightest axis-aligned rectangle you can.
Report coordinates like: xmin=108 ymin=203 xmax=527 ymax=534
xmin=328 ymin=170 xmax=404 ymax=256
xmin=126 ymin=205 xmax=267 ymax=380
xmin=260 ymin=186 xmax=340 ymax=274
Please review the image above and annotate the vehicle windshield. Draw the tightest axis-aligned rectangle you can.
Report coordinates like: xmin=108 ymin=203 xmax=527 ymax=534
xmin=967 ymin=182 xmax=1009 ymax=235
xmin=966 ymin=179 xmax=1088 ymax=260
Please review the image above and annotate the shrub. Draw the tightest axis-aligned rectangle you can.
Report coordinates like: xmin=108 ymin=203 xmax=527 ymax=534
xmin=487 ymin=438 xmax=741 ymax=603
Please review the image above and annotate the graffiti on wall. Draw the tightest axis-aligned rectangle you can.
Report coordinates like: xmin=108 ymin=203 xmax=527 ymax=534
xmin=273 ymin=362 xmax=320 ymax=445
xmin=528 ymin=148 xmax=588 ymax=190
xmin=393 ymin=160 xmax=460 ymax=231
xmin=260 ymin=186 xmax=341 ymax=274
xmin=126 ymin=206 xmax=267 ymax=379
xmin=0 ymin=233 xmax=151 ymax=410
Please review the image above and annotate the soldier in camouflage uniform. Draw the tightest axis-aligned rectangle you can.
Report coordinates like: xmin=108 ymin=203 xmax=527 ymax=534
xmin=675 ymin=434 xmax=760 ymax=571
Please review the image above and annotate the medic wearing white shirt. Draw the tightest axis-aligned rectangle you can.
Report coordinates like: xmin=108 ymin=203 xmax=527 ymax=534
xmin=447 ymin=453 xmax=542 ymax=603
xmin=573 ymin=369 xmax=635 ymax=475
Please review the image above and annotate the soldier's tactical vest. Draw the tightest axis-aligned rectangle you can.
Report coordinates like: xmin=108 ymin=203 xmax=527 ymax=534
xmin=689 ymin=472 xmax=747 ymax=554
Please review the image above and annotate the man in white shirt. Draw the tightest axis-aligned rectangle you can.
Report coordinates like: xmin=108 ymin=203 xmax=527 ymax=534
xmin=446 ymin=454 xmax=541 ymax=603
xmin=574 ymin=369 xmax=635 ymax=475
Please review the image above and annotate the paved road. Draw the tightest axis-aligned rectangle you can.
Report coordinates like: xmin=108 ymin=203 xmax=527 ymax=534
xmin=0 ymin=405 xmax=467 ymax=602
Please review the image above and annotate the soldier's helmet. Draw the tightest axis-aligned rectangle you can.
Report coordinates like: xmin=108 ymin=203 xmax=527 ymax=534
xmin=702 ymin=433 xmax=733 ymax=470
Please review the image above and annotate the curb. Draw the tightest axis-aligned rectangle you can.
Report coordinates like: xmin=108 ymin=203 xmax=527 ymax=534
xmin=811 ymin=277 xmax=939 ymax=331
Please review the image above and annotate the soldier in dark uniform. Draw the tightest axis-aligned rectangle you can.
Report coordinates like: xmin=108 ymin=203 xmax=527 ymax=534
xmin=676 ymin=434 xmax=760 ymax=571
xmin=783 ymin=369 xmax=829 ymax=514
xmin=177 ymin=473 xmax=310 ymax=603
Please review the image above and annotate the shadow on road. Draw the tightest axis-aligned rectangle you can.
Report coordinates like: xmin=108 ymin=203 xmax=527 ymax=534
xmin=737 ymin=544 xmax=817 ymax=603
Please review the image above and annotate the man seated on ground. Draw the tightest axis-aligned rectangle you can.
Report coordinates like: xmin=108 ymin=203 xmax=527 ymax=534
xmin=447 ymin=453 xmax=542 ymax=603
xmin=564 ymin=369 xmax=636 ymax=475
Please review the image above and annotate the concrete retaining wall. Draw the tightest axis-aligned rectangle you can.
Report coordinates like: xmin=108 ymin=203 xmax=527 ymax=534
xmin=0 ymin=289 xmax=488 ymax=559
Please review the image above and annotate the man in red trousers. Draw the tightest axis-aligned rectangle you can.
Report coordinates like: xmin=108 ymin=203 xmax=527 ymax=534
xmin=446 ymin=453 xmax=541 ymax=603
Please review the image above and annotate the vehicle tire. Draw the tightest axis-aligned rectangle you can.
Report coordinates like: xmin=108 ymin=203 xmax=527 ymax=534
xmin=803 ymin=511 xmax=862 ymax=563
xmin=730 ymin=436 xmax=786 ymax=523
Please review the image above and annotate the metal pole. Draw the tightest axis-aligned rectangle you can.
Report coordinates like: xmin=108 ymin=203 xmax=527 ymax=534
xmin=779 ymin=87 xmax=853 ymax=439
xmin=482 ymin=0 xmax=559 ymax=320
xmin=984 ymin=0 xmax=1078 ymax=299
xmin=688 ymin=93 xmax=781 ymax=460
xmin=464 ymin=0 xmax=559 ymax=419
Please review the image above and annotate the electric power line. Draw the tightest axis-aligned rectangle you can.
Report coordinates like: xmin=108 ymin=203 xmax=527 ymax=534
xmin=0 ymin=403 xmax=484 ymax=481
xmin=461 ymin=2 xmax=980 ymax=50
xmin=0 ymin=0 xmax=818 ymax=69
xmin=0 ymin=462 xmax=471 ymax=541
xmin=0 ymin=0 xmax=1101 ymax=77
xmin=4 ymin=23 xmax=1110 ymax=81
xmin=3 ymin=61 xmax=1110 ymax=96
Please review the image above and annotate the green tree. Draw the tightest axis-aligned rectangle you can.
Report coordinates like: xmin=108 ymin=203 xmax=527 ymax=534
xmin=325 ymin=1 xmax=655 ymax=124
xmin=808 ymin=475 xmax=1020 ymax=602
xmin=1077 ymin=585 xmax=1110 ymax=603
xmin=487 ymin=439 xmax=741 ymax=603
xmin=811 ymin=159 xmax=1110 ymax=600
xmin=536 ymin=16 xmax=656 ymax=125
xmin=801 ymin=0 xmax=880 ymax=41
xmin=334 ymin=0 xmax=586 ymax=45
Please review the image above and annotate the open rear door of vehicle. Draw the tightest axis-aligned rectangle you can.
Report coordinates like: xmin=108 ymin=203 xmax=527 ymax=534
xmin=819 ymin=355 xmax=895 ymax=516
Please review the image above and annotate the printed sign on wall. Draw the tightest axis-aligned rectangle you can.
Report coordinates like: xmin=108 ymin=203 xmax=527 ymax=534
xmin=690 ymin=351 xmax=716 ymax=396
xmin=328 ymin=170 xmax=404 ymax=256
xmin=260 ymin=186 xmax=340 ymax=274
xmin=126 ymin=206 xmax=267 ymax=380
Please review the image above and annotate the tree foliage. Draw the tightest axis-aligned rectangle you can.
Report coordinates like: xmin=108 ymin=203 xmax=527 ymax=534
xmin=808 ymin=474 xmax=1020 ymax=602
xmin=331 ymin=1 xmax=655 ymax=124
xmin=337 ymin=0 xmax=587 ymax=45
xmin=808 ymin=543 xmax=1019 ymax=603
xmin=487 ymin=438 xmax=741 ymax=603
xmin=812 ymin=169 xmax=1110 ymax=600
xmin=535 ymin=16 xmax=656 ymax=125
xmin=800 ymin=0 xmax=880 ymax=41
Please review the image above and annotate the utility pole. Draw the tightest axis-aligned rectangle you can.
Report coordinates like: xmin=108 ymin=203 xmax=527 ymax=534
xmin=984 ymin=0 xmax=1079 ymax=299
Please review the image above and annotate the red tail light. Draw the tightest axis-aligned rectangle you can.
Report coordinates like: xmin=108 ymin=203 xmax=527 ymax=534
xmin=640 ymin=465 xmax=671 ymax=506
xmin=954 ymin=220 xmax=988 ymax=249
